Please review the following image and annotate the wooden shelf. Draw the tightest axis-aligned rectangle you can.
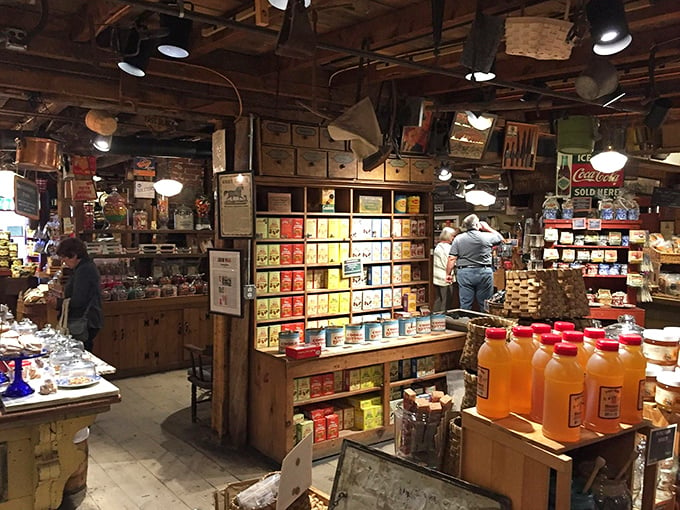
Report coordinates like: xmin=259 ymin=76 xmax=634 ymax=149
xmin=304 ymin=238 xmax=351 ymax=242
xmin=81 ymin=229 xmax=214 ymax=235
xmin=256 ymin=211 xmax=305 ymax=216
xmin=305 ymin=212 xmax=351 ymax=217
xmin=551 ymin=244 xmax=629 ymax=249
xmin=394 ymin=280 xmax=429 ymax=287
xmin=582 ymin=274 xmax=627 ymax=278
xmin=256 ymin=315 xmax=306 ymax=325
xmin=255 ymin=264 xmax=306 ymax=270
xmin=305 ymin=288 xmax=350 ymax=294
xmin=92 ymin=253 xmax=206 ymax=259
xmin=258 ymin=291 xmax=304 ymax=298
xmin=294 ymin=386 xmax=381 ymax=406
xmin=543 ymin=219 xmax=642 ymax=229
xmin=395 ymin=258 xmax=427 ymax=263
xmin=389 ymin=371 xmax=447 ymax=388
xmin=255 ymin=238 xmax=305 ymax=243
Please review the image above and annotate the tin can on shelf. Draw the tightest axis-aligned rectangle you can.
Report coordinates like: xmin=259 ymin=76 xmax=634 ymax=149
xmin=394 ymin=195 xmax=407 ymax=214
xmin=304 ymin=328 xmax=325 ymax=348
xmin=431 ymin=313 xmax=446 ymax=332
xmin=398 ymin=317 xmax=416 ymax=336
xmin=364 ymin=321 xmax=382 ymax=341
xmin=278 ymin=331 xmax=300 ymax=354
xmin=345 ymin=324 xmax=365 ymax=344
xmin=326 ymin=326 xmax=345 ymax=347
xmin=382 ymin=319 xmax=399 ymax=338
xmin=407 ymin=195 xmax=420 ymax=213
xmin=416 ymin=315 xmax=431 ymax=335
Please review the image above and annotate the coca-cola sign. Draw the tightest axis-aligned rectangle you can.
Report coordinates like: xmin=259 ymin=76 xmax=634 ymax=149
xmin=571 ymin=154 xmax=623 ymax=188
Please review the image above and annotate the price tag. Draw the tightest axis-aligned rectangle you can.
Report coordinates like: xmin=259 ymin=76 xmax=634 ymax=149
xmin=647 ymin=424 xmax=676 ymax=465
xmin=342 ymin=258 xmax=363 ymax=278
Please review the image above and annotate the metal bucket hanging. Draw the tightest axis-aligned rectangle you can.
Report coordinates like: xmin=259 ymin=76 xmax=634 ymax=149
xmin=15 ymin=137 xmax=62 ymax=172
xmin=557 ymin=116 xmax=597 ymax=154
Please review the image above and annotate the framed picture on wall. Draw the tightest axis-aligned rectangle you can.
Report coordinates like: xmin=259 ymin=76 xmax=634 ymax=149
xmin=448 ymin=111 xmax=497 ymax=160
xmin=216 ymin=171 xmax=254 ymax=238
xmin=400 ymin=101 xmax=434 ymax=154
xmin=208 ymin=249 xmax=243 ymax=317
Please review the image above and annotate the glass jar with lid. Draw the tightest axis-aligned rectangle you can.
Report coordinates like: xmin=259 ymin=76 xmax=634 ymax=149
xmin=174 ymin=204 xmax=194 ymax=230
xmin=604 ymin=314 xmax=644 ymax=339
xmin=599 ymin=197 xmax=615 ymax=220
xmin=57 ymin=356 xmax=98 ymax=388
xmin=194 ymin=193 xmax=211 ymax=230
xmin=145 ymin=282 xmax=161 ymax=299
xmin=542 ymin=193 xmax=560 ymax=220
xmin=103 ymin=187 xmax=128 ymax=229
xmin=132 ymin=209 xmax=149 ymax=230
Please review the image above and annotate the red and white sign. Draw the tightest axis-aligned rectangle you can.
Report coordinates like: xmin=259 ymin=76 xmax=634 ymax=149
xmin=570 ymin=153 xmax=623 ymax=198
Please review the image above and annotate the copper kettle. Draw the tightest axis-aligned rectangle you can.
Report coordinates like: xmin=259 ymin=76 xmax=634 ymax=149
xmin=15 ymin=137 xmax=62 ymax=172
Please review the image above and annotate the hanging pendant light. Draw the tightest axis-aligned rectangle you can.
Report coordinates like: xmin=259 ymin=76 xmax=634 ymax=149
xmin=465 ymin=112 xmax=494 ymax=131
xmin=153 ymin=179 xmax=183 ymax=197
xmin=93 ymin=134 xmax=112 ymax=152
xmin=437 ymin=165 xmax=452 ymax=181
xmin=118 ymin=31 xmax=154 ymax=77
xmin=591 ymin=122 xmax=627 ymax=173
xmin=268 ymin=0 xmax=310 ymax=9
xmin=586 ymin=0 xmax=632 ymax=56
xmin=460 ymin=12 xmax=503 ymax=83
xmin=157 ymin=13 xmax=193 ymax=58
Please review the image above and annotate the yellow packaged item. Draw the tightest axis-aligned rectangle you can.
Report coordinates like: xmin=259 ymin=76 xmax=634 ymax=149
xmin=256 ymin=326 xmax=269 ymax=349
xmin=268 ymin=297 xmax=281 ymax=319
xmin=305 ymin=218 xmax=317 ymax=238
xmin=327 ymin=268 xmax=341 ymax=289
xmin=401 ymin=241 xmax=412 ymax=259
xmin=256 ymin=217 xmax=268 ymax=239
xmin=306 ymin=294 xmax=318 ymax=316
xmin=328 ymin=242 xmax=340 ymax=263
xmin=306 ymin=243 xmax=317 ymax=264
xmin=328 ymin=293 xmax=340 ymax=314
xmin=317 ymin=218 xmax=328 ymax=239
xmin=328 ymin=218 xmax=341 ymax=239
xmin=268 ymin=324 xmax=281 ymax=349
xmin=317 ymin=293 xmax=329 ymax=314
xmin=339 ymin=292 xmax=351 ymax=313
xmin=256 ymin=245 xmax=268 ymax=267
xmin=339 ymin=242 xmax=350 ymax=261
xmin=317 ymin=243 xmax=329 ymax=264
xmin=268 ymin=244 xmax=281 ymax=266
xmin=267 ymin=217 xmax=281 ymax=239
xmin=256 ymin=299 xmax=269 ymax=320
xmin=268 ymin=271 xmax=280 ymax=293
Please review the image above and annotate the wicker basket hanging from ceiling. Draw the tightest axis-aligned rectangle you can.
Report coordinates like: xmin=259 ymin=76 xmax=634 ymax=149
xmin=505 ymin=0 xmax=574 ymax=61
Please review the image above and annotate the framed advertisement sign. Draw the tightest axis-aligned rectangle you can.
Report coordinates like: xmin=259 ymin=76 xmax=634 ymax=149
xmin=216 ymin=171 xmax=254 ymax=238
xmin=570 ymin=153 xmax=623 ymax=199
xmin=208 ymin=249 xmax=243 ymax=317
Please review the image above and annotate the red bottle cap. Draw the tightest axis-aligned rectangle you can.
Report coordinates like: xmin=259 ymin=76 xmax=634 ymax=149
xmin=540 ymin=333 xmax=562 ymax=345
xmin=485 ymin=327 xmax=507 ymax=340
xmin=554 ymin=321 xmax=576 ymax=332
xmin=531 ymin=323 xmax=551 ymax=334
xmin=563 ymin=330 xmax=584 ymax=343
xmin=596 ymin=339 xmax=620 ymax=352
xmin=512 ymin=325 xmax=534 ymax=337
xmin=554 ymin=342 xmax=578 ymax=356
xmin=619 ymin=334 xmax=642 ymax=346
xmin=584 ymin=328 xmax=606 ymax=339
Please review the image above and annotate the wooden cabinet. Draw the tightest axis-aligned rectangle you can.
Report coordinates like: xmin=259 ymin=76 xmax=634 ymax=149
xmin=93 ymin=295 xmax=211 ymax=377
xmin=461 ymin=408 xmax=653 ymax=510
xmin=249 ymin=331 xmax=465 ymax=462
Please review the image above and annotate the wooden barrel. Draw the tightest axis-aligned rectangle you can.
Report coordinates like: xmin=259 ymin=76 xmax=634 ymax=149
xmin=63 ymin=439 xmax=88 ymax=495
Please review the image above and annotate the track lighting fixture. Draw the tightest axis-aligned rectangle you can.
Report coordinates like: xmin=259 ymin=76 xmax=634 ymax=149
xmin=92 ymin=134 xmax=112 ymax=152
xmin=158 ymin=13 xmax=193 ymax=58
xmin=590 ymin=123 xmax=627 ymax=173
xmin=118 ymin=32 xmax=154 ymax=77
xmin=465 ymin=189 xmax=496 ymax=207
xmin=460 ymin=12 xmax=502 ymax=83
xmin=586 ymin=0 xmax=632 ymax=56
xmin=268 ymin=0 xmax=310 ymax=9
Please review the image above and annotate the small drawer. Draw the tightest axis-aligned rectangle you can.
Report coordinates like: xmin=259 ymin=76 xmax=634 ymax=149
xmin=320 ymin=127 xmax=345 ymax=150
xmin=259 ymin=145 xmax=295 ymax=176
xmin=409 ymin=158 xmax=436 ymax=183
xmin=328 ymin=151 xmax=357 ymax=179
xmin=296 ymin=149 xmax=327 ymax=177
xmin=385 ymin=158 xmax=409 ymax=182
xmin=359 ymin=161 xmax=385 ymax=181
xmin=292 ymin=124 xmax=319 ymax=148
xmin=261 ymin=120 xmax=291 ymax=146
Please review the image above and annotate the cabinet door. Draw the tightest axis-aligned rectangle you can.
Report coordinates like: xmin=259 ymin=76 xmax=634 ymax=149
xmin=121 ymin=312 xmax=147 ymax=371
xmin=183 ymin=307 xmax=213 ymax=356
xmin=93 ymin=315 xmax=120 ymax=368
xmin=147 ymin=309 xmax=184 ymax=369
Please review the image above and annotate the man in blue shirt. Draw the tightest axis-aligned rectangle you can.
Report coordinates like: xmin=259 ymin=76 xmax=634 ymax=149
xmin=445 ymin=214 xmax=503 ymax=311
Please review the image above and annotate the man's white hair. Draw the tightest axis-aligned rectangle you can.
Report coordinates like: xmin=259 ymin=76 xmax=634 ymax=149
xmin=462 ymin=214 xmax=480 ymax=231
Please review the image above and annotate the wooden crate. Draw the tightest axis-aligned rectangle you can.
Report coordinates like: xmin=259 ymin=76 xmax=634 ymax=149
xmin=214 ymin=475 xmax=329 ymax=510
xmin=460 ymin=408 xmax=653 ymax=510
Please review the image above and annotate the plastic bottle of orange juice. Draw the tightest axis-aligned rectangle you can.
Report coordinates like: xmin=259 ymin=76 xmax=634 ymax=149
xmin=584 ymin=339 xmax=623 ymax=433
xmin=531 ymin=333 xmax=562 ymax=423
xmin=562 ymin=330 xmax=588 ymax=370
xmin=542 ymin=342 xmax=584 ymax=442
xmin=477 ymin=327 xmax=512 ymax=419
xmin=508 ymin=325 xmax=536 ymax=415
xmin=531 ymin=323 xmax=552 ymax=348
xmin=583 ymin=327 xmax=606 ymax=360
xmin=553 ymin=320 xmax=575 ymax=338
xmin=618 ymin=333 xmax=646 ymax=425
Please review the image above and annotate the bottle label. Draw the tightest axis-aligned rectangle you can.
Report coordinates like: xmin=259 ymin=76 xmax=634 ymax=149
xmin=642 ymin=342 xmax=679 ymax=363
xmin=637 ymin=379 xmax=645 ymax=411
xmin=569 ymin=392 xmax=584 ymax=428
xmin=477 ymin=366 xmax=490 ymax=399
xmin=598 ymin=385 xmax=622 ymax=419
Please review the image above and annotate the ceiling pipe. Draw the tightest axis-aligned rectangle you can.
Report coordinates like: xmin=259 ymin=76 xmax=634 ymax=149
xmin=108 ymin=136 xmax=212 ymax=158
xmin=117 ymin=0 xmax=645 ymax=114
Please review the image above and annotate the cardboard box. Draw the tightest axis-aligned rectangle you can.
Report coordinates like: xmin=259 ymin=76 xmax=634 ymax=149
xmin=292 ymin=218 xmax=304 ymax=239
xmin=339 ymin=292 xmax=351 ymax=314
xmin=326 ymin=413 xmax=339 ymax=439
xmin=317 ymin=293 xmax=329 ymax=315
xmin=255 ymin=272 xmax=268 ymax=294
xmin=296 ymin=419 xmax=314 ymax=443
xmin=268 ymin=192 xmax=292 ymax=213
xmin=256 ymin=326 xmax=269 ymax=349
xmin=307 ymin=294 xmax=318 ymax=316
xmin=360 ymin=367 xmax=374 ymax=389
xmin=255 ymin=245 xmax=268 ymax=267
xmin=339 ymin=219 xmax=350 ymax=240
xmin=305 ymin=243 xmax=317 ymax=264
xmin=297 ymin=377 xmax=310 ymax=400
xmin=256 ymin=217 xmax=268 ymax=239
xmin=268 ymin=244 xmax=280 ymax=266
xmin=328 ymin=293 xmax=340 ymax=314
xmin=382 ymin=288 xmax=393 ymax=308
xmin=293 ymin=270 xmax=305 ymax=291
xmin=280 ymin=271 xmax=292 ymax=292
xmin=327 ymin=242 xmax=340 ymax=263
xmin=310 ymin=375 xmax=324 ymax=398
xmin=285 ymin=344 xmax=321 ymax=360
xmin=256 ymin=298 xmax=269 ymax=320
xmin=322 ymin=188 xmax=335 ymax=212
xmin=328 ymin=219 xmax=341 ymax=239
xmin=317 ymin=243 xmax=329 ymax=264
xmin=268 ymin=325 xmax=281 ymax=349
xmin=317 ymin=218 xmax=328 ymax=239
xmin=345 ymin=369 xmax=362 ymax=391
xmin=268 ymin=297 xmax=281 ymax=319
xmin=352 ymin=291 xmax=363 ymax=312
xmin=305 ymin=218 xmax=317 ymax=239
xmin=334 ymin=371 xmax=344 ymax=393
xmin=280 ymin=296 xmax=292 ymax=318
xmin=293 ymin=295 xmax=304 ymax=316
xmin=339 ymin=242 xmax=350 ymax=261
xmin=281 ymin=218 xmax=293 ymax=239
xmin=268 ymin=271 xmax=281 ymax=293
xmin=293 ymin=244 xmax=304 ymax=265
xmin=280 ymin=244 xmax=293 ymax=265
xmin=267 ymin=217 xmax=281 ymax=238
xmin=322 ymin=373 xmax=335 ymax=395
xmin=313 ymin=417 xmax=326 ymax=443
xmin=358 ymin=195 xmax=383 ymax=214
xmin=327 ymin=268 xmax=341 ymax=289
xmin=392 ymin=219 xmax=402 ymax=237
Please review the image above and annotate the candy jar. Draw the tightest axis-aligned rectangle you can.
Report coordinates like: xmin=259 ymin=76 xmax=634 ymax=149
xmin=157 ymin=195 xmax=169 ymax=229
xmin=561 ymin=197 xmax=574 ymax=220
xmin=627 ymin=196 xmax=640 ymax=221
xmin=177 ymin=280 xmax=191 ymax=296
xmin=193 ymin=274 xmax=205 ymax=295
xmin=613 ymin=195 xmax=628 ymax=221
xmin=161 ymin=281 xmax=177 ymax=297
xmin=173 ymin=204 xmax=194 ymax=230
xmin=599 ymin=197 xmax=614 ymax=220
xmin=83 ymin=202 xmax=95 ymax=230
xmin=194 ymin=193 xmax=212 ymax=230
xmin=132 ymin=209 xmax=148 ymax=230
xmin=542 ymin=193 xmax=560 ymax=220
xmin=103 ymin=187 xmax=128 ymax=229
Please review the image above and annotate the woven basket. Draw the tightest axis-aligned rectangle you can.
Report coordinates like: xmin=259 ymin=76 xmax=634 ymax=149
xmin=214 ymin=472 xmax=329 ymax=510
xmin=505 ymin=1 xmax=573 ymax=61
xmin=460 ymin=316 xmax=517 ymax=372
xmin=461 ymin=369 xmax=477 ymax=410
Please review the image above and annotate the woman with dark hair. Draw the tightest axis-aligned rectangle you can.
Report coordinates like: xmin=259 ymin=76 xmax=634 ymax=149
xmin=54 ymin=237 xmax=103 ymax=351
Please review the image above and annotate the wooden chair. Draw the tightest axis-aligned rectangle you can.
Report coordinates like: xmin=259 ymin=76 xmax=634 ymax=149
xmin=184 ymin=344 xmax=213 ymax=423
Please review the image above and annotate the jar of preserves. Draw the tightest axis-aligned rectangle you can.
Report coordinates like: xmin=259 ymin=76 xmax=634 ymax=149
xmin=145 ymin=283 xmax=161 ymax=299
xmin=174 ymin=204 xmax=194 ymax=230
xmin=177 ymin=281 xmax=191 ymax=296
xmin=161 ymin=282 xmax=177 ymax=298
xmin=132 ymin=209 xmax=149 ymax=230
xmin=194 ymin=193 xmax=211 ymax=230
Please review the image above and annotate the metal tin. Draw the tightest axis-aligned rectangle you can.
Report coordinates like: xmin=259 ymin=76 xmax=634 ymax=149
xmin=399 ymin=317 xmax=416 ymax=336
xmin=278 ymin=331 xmax=300 ymax=354
xmin=382 ymin=319 xmax=399 ymax=338
xmin=364 ymin=321 xmax=382 ymax=341
xmin=326 ymin=326 xmax=345 ymax=347
xmin=345 ymin=324 xmax=365 ymax=344
xmin=431 ymin=313 xmax=446 ymax=331
xmin=304 ymin=328 xmax=325 ymax=348
xmin=407 ymin=195 xmax=420 ymax=213
xmin=394 ymin=195 xmax=407 ymax=214
xmin=416 ymin=316 xmax=431 ymax=335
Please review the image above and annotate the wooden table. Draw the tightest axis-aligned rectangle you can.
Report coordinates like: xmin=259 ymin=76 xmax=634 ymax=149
xmin=0 ymin=381 xmax=120 ymax=510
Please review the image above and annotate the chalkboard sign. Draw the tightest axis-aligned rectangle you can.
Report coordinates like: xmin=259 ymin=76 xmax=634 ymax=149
xmin=652 ymin=187 xmax=680 ymax=208
xmin=14 ymin=176 xmax=39 ymax=220
xmin=647 ymin=424 xmax=676 ymax=465
xmin=329 ymin=441 xmax=511 ymax=510
xmin=572 ymin=197 xmax=592 ymax=212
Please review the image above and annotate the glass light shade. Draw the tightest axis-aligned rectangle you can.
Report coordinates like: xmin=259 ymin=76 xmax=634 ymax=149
xmin=590 ymin=149 xmax=627 ymax=173
xmin=465 ymin=189 xmax=496 ymax=206
xmin=465 ymin=70 xmax=495 ymax=82
xmin=0 ymin=171 xmax=16 ymax=199
xmin=438 ymin=168 xmax=452 ymax=181
xmin=465 ymin=112 xmax=494 ymax=131
xmin=93 ymin=134 xmax=112 ymax=152
xmin=153 ymin=179 xmax=183 ymax=197
xmin=268 ymin=0 xmax=311 ymax=9
xmin=593 ymin=34 xmax=632 ymax=55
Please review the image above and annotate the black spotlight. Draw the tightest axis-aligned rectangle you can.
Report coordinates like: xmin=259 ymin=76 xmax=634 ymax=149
xmin=586 ymin=0 xmax=632 ymax=56
xmin=645 ymin=98 xmax=673 ymax=129
xmin=118 ymin=31 xmax=154 ymax=77
xmin=158 ymin=13 xmax=193 ymax=58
